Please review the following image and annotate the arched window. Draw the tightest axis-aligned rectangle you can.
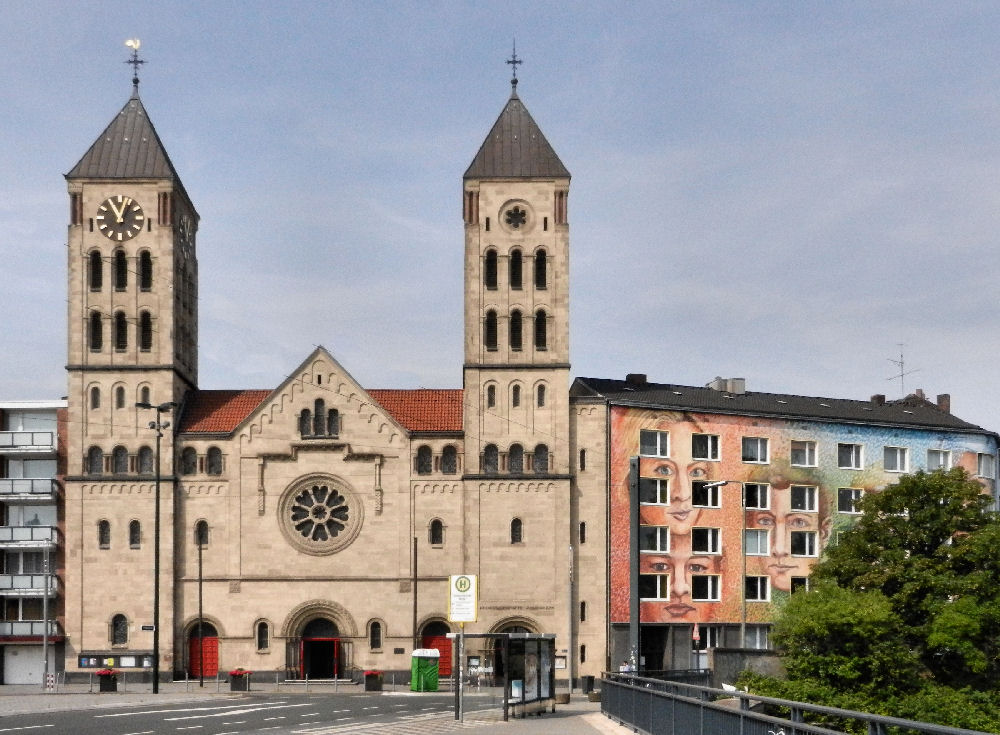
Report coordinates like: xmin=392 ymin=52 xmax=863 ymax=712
xmin=139 ymin=251 xmax=153 ymax=291
xmin=206 ymin=447 xmax=223 ymax=475
xmin=484 ymin=249 xmax=497 ymax=289
xmin=180 ymin=447 xmax=197 ymax=475
xmin=416 ymin=445 xmax=432 ymax=475
xmin=89 ymin=311 xmax=103 ymax=351
xmin=298 ymin=409 xmax=312 ymax=437
xmin=313 ymin=399 xmax=326 ymax=436
xmin=139 ymin=311 xmax=152 ymax=351
xmin=580 ymin=601 xmax=587 ymax=622
xmin=483 ymin=444 xmax=499 ymax=473
xmin=486 ymin=385 xmax=496 ymax=409
xmin=115 ymin=386 xmax=125 ymax=409
xmin=533 ymin=444 xmax=549 ymax=474
xmin=256 ymin=621 xmax=269 ymax=651
xmin=535 ymin=249 xmax=547 ymax=289
xmin=194 ymin=520 xmax=209 ymax=547
xmin=580 ymin=521 xmax=587 ymax=544
xmin=90 ymin=386 xmax=101 ymax=410
xmin=534 ymin=309 xmax=547 ymax=350
xmin=88 ymin=250 xmax=103 ymax=291
xmin=429 ymin=519 xmax=444 ymax=546
xmin=138 ymin=446 xmax=153 ymax=475
xmin=111 ymin=614 xmax=128 ymax=645
xmin=484 ymin=310 xmax=498 ymax=350
xmin=112 ymin=445 xmax=128 ymax=474
xmin=509 ymin=444 xmax=524 ymax=473
xmin=369 ymin=620 xmax=383 ymax=650
xmin=327 ymin=408 xmax=339 ymax=437
xmin=509 ymin=249 xmax=522 ymax=289
xmin=87 ymin=447 xmax=104 ymax=475
xmin=512 ymin=385 xmax=521 ymax=408
xmin=98 ymin=519 xmax=111 ymax=549
xmin=510 ymin=518 xmax=523 ymax=544
xmin=114 ymin=249 xmax=127 ymax=290
xmin=129 ymin=520 xmax=141 ymax=549
xmin=114 ymin=311 xmax=128 ymax=352
xmin=140 ymin=386 xmax=150 ymax=404
xmin=509 ymin=310 xmax=522 ymax=351
xmin=441 ymin=445 xmax=457 ymax=474
xmin=537 ymin=385 xmax=546 ymax=408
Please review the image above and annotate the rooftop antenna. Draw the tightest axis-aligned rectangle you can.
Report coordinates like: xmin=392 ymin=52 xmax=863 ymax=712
xmin=506 ymin=40 xmax=522 ymax=91
xmin=125 ymin=39 xmax=145 ymax=95
xmin=887 ymin=344 xmax=919 ymax=397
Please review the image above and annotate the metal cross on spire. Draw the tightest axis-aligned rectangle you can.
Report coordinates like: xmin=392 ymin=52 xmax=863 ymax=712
xmin=506 ymin=40 xmax=522 ymax=90
xmin=124 ymin=39 xmax=145 ymax=95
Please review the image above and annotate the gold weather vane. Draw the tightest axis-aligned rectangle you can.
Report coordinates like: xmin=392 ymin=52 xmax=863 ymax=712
xmin=125 ymin=39 xmax=145 ymax=92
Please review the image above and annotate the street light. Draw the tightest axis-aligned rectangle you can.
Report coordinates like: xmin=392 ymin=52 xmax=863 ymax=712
xmin=136 ymin=400 xmax=176 ymax=694
xmin=700 ymin=481 xmax=746 ymax=649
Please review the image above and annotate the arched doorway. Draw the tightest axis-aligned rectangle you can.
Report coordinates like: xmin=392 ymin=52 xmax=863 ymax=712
xmin=492 ymin=622 xmax=534 ymax=680
xmin=301 ymin=618 xmax=341 ymax=679
xmin=420 ymin=620 xmax=453 ymax=676
xmin=188 ymin=621 xmax=219 ymax=678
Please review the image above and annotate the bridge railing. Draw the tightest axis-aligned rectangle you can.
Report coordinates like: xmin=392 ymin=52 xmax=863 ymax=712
xmin=600 ymin=673 xmax=993 ymax=735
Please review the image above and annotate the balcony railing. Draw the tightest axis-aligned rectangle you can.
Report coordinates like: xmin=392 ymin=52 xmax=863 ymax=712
xmin=0 ymin=621 xmax=60 ymax=637
xmin=0 ymin=527 xmax=58 ymax=547
xmin=0 ymin=574 xmax=58 ymax=596
xmin=0 ymin=432 xmax=55 ymax=452
xmin=0 ymin=479 xmax=58 ymax=500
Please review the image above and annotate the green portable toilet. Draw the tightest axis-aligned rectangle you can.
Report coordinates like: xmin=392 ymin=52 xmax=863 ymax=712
xmin=410 ymin=648 xmax=440 ymax=692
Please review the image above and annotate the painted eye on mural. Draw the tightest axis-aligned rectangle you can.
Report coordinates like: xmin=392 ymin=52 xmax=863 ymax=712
xmin=651 ymin=562 xmax=670 ymax=572
xmin=689 ymin=467 xmax=706 ymax=478
xmin=788 ymin=515 xmax=812 ymax=529
xmin=755 ymin=514 xmax=776 ymax=528
xmin=688 ymin=562 xmax=709 ymax=573
xmin=653 ymin=463 xmax=673 ymax=476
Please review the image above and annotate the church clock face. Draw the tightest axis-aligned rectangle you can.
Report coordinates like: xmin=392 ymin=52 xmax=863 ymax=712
xmin=96 ymin=195 xmax=144 ymax=241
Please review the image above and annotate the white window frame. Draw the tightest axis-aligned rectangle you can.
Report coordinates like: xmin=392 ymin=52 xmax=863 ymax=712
xmin=639 ymin=430 xmax=669 ymax=458
xmin=692 ymin=527 xmax=721 ymax=554
xmin=838 ymin=442 xmax=863 ymax=470
xmin=744 ymin=625 xmax=770 ymax=649
xmin=744 ymin=529 xmax=769 ymax=556
xmin=790 ymin=485 xmax=818 ymax=512
xmin=639 ymin=574 xmax=670 ymax=601
xmin=884 ymin=446 xmax=908 ymax=473
xmin=692 ymin=481 xmax=721 ymax=508
xmin=927 ymin=449 xmax=951 ymax=471
xmin=639 ymin=525 xmax=670 ymax=553
xmin=745 ymin=575 xmax=770 ymax=602
xmin=691 ymin=574 xmax=720 ymax=602
xmin=790 ymin=440 xmax=817 ymax=467
xmin=790 ymin=576 xmax=810 ymax=594
xmin=639 ymin=477 xmax=669 ymax=505
xmin=791 ymin=530 xmax=818 ymax=557
xmin=743 ymin=483 xmax=769 ymax=510
xmin=741 ymin=436 xmax=769 ymax=464
xmin=837 ymin=487 xmax=863 ymax=514
xmin=978 ymin=453 xmax=996 ymax=479
xmin=691 ymin=433 xmax=720 ymax=461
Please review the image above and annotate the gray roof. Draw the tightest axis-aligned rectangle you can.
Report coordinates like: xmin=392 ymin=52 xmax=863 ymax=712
xmin=571 ymin=376 xmax=990 ymax=434
xmin=66 ymin=90 xmax=181 ymax=181
xmin=464 ymin=84 xmax=570 ymax=180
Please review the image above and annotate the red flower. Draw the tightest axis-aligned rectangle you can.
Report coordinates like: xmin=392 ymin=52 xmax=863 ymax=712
xmin=229 ymin=668 xmax=251 ymax=676
xmin=96 ymin=668 xmax=118 ymax=676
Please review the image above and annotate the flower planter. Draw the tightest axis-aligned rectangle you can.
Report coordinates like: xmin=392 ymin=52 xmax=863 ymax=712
xmin=98 ymin=674 xmax=118 ymax=692
xmin=230 ymin=675 xmax=249 ymax=691
xmin=364 ymin=670 xmax=383 ymax=692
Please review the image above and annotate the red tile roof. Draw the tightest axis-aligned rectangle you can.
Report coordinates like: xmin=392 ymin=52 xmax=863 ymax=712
xmin=179 ymin=390 xmax=271 ymax=434
xmin=368 ymin=389 xmax=464 ymax=432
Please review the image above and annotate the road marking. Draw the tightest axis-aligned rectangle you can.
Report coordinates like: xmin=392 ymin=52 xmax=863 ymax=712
xmin=98 ymin=703 xmax=285 ymax=718
xmin=165 ymin=703 xmax=311 ymax=721
xmin=263 ymin=716 xmax=286 ymax=720
xmin=122 ymin=731 xmax=155 ymax=735
xmin=0 ymin=728 xmax=55 ymax=733
xmin=175 ymin=727 xmax=203 ymax=731
xmin=299 ymin=712 xmax=321 ymax=716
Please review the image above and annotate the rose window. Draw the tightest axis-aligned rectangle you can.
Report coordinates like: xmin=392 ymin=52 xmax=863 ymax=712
xmin=504 ymin=206 xmax=527 ymax=229
xmin=291 ymin=485 xmax=349 ymax=541
xmin=279 ymin=475 xmax=363 ymax=555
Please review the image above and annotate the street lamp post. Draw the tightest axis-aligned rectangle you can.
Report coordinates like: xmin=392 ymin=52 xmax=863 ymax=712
xmin=137 ymin=401 xmax=176 ymax=694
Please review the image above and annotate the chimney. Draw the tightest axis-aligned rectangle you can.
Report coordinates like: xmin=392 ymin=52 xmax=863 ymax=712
xmin=625 ymin=374 xmax=647 ymax=387
xmin=915 ymin=388 xmax=926 ymax=400
xmin=936 ymin=393 xmax=951 ymax=413
xmin=707 ymin=377 xmax=746 ymax=394
xmin=871 ymin=394 xmax=885 ymax=406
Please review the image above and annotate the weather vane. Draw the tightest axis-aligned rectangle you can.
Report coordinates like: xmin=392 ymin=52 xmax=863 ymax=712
xmin=506 ymin=40 xmax=522 ymax=88
xmin=124 ymin=39 xmax=145 ymax=92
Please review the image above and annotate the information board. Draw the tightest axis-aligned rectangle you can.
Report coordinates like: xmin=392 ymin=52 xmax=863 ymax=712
xmin=448 ymin=574 xmax=478 ymax=622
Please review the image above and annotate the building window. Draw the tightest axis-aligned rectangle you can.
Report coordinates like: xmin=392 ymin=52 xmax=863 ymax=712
xmin=195 ymin=520 xmax=209 ymax=547
xmin=486 ymin=384 xmax=496 ymax=408
xmin=206 ymin=447 xmax=223 ymax=475
xmin=639 ymin=478 xmax=669 ymax=504
xmin=790 ymin=485 xmax=818 ymax=512
xmin=691 ymin=433 xmax=719 ymax=461
xmin=509 ymin=444 xmax=524 ymax=473
xmin=484 ymin=249 xmax=497 ymax=289
xmin=639 ymin=574 xmax=669 ymax=600
xmin=743 ymin=483 xmax=769 ymax=510
xmin=484 ymin=310 xmax=498 ymax=350
xmin=579 ymin=521 xmax=587 ymax=544
xmin=114 ymin=311 xmax=128 ymax=352
xmin=89 ymin=250 xmax=103 ymax=290
xmin=927 ymin=449 xmax=951 ymax=470
xmin=180 ymin=447 xmax=197 ymax=475
xmin=89 ymin=311 xmax=103 ymax=351
xmin=90 ymin=386 xmax=101 ymax=410
xmin=98 ymin=520 xmax=111 ymax=549
xmin=140 ymin=386 xmax=150 ymax=404
xmin=87 ymin=446 xmax=104 ymax=475
xmin=129 ymin=520 xmax=141 ymax=549
xmin=534 ymin=309 xmax=547 ymax=350
xmin=791 ymin=531 xmax=818 ymax=556
xmin=483 ymin=444 xmax=498 ymax=473
xmin=441 ymin=446 xmax=458 ymax=474
xmin=580 ymin=601 xmax=587 ymax=622
xmin=532 ymin=444 xmax=549 ymax=473
xmin=138 ymin=446 xmax=153 ymax=474
xmin=691 ymin=575 xmax=720 ymax=602
xmin=510 ymin=517 xmax=523 ymax=544
xmin=298 ymin=409 xmax=312 ymax=437
xmin=111 ymin=614 xmax=128 ymax=645
xmin=745 ymin=625 xmax=770 ymax=649
xmin=537 ymin=384 xmax=546 ymax=407
xmin=534 ymin=249 xmax=547 ymax=289
xmin=369 ymin=621 xmax=383 ymax=651
xmin=312 ymin=399 xmax=326 ymax=435
xmin=509 ymin=310 xmax=522 ymax=350
xmin=639 ymin=525 xmax=670 ymax=553
xmin=692 ymin=527 xmax=721 ymax=554
xmin=639 ymin=430 xmax=669 ymax=457
xmin=429 ymin=519 xmax=444 ymax=546
xmin=742 ymin=437 xmax=769 ymax=463
xmin=256 ymin=621 xmax=269 ymax=651
xmin=114 ymin=249 xmax=128 ymax=290
xmin=978 ymin=453 xmax=996 ymax=479
xmin=510 ymin=249 xmax=522 ymax=289
xmin=745 ymin=529 xmax=769 ymax=555
xmin=745 ymin=576 xmax=770 ymax=601
xmin=416 ymin=445 xmax=432 ymax=475
xmin=578 ymin=448 xmax=585 ymax=471
xmin=511 ymin=385 xmax=521 ymax=408
xmin=112 ymin=445 xmax=128 ymax=474
xmin=790 ymin=577 xmax=810 ymax=593
xmin=838 ymin=488 xmax=863 ymax=514
xmin=790 ymin=440 xmax=816 ymax=467
xmin=884 ymin=446 xmax=908 ymax=473
xmin=580 ymin=644 xmax=586 ymax=663
xmin=838 ymin=443 xmax=863 ymax=469
xmin=115 ymin=386 xmax=125 ymax=409
xmin=139 ymin=250 xmax=153 ymax=291
xmin=692 ymin=481 xmax=721 ymax=508
xmin=139 ymin=311 xmax=152 ymax=351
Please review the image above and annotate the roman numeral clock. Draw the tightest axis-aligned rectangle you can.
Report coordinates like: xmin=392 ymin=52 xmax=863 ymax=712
xmin=96 ymin=195 xmax=144 ymax=241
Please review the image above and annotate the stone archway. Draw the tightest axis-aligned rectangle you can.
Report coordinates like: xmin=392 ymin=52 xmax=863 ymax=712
xmin=281 ymin=601 xmax=357 ymax=679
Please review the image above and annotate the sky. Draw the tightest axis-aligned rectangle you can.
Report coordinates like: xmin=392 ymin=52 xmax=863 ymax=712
xmin=1 ymin=2 xmax=998 ymax=433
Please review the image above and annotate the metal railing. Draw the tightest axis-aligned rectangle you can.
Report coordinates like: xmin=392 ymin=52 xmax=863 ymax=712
xmin=601 ymin=673 xmax=994 ymax=735
xmin=0 ymin=574 xmax=58 ymax=594
xmin=0 ymin=526 xmax=58 ymax=545
xmin=0 ymin=479 xmax=58 ymax=498
xmin=0 ymin=432 xmax=55 ymax=451
xmin=0 ymin=620 xmax=60 ymax=636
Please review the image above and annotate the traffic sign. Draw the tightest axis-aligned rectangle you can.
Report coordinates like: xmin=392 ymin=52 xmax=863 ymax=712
xmin=448 ymin=574 xmax=478 ymax=622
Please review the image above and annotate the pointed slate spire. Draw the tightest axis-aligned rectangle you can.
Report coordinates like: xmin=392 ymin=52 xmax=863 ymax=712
xmin=464 ymin=84 xmax=570 ymax=180
xmin=66 ymin=92 xmax=182 ymax=181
